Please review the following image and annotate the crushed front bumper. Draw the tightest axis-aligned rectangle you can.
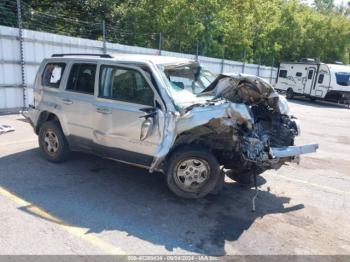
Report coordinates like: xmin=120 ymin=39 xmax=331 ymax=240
xmin=270 ymin=144 xmax=319 ymax=158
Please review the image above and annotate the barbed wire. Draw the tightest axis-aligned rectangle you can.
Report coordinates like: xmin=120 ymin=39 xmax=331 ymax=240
xmin=0 ymin=0 xmax=200 ymax=54
xmin=6 ymin=0 xmax=159 ymax=49
xmin=20 ymin=1 xmax=102 ymax=26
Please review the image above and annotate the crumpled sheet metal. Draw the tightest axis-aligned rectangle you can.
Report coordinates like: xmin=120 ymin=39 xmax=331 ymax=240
xmin=202 ymin=73 xmax=278 ymax=108
xmin=149 ymin=101 xmax=253 ymax=172
xmin=176 ymin=102 xmax=253 ymax=134
xmin=150 ymin=111 xmax=178 ymax=172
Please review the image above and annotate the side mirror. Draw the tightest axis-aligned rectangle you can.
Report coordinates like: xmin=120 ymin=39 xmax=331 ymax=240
xmin=140 ymin=117 xmax=154 ymax=141
xmin=139 ymin=107 xmax=157 ymax=119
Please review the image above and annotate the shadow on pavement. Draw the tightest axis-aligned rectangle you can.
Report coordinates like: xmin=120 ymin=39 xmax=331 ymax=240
xmin=0 ymin=148 xmax=304 ymax=255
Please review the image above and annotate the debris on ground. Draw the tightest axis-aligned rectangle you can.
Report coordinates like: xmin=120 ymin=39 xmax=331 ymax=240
xmin=0 ymin=125 xmax=15 ymax=135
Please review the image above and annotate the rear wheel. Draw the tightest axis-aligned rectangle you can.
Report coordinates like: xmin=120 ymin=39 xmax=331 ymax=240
xmin=38 ymin=121 xmax=71 ymax=163
xmin=286 ymin=88 xmax=294 ymax=99
xmin=166 ymin=146 xmax=221 ymax=199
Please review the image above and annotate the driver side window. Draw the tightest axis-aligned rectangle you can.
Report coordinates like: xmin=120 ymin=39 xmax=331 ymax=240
xmin=99 ymin=65 xmax=154 ymax=106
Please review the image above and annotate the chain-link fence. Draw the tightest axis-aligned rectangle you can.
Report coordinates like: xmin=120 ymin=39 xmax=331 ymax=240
xmin=1 ymin=0 xmax=162 ymax=49
xmin=0 ymin=0 xmax=277 ymax=111
xmin=0 ymin=0 xmax=281 ymax=64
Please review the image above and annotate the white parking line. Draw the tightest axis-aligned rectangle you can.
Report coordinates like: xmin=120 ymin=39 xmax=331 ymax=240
xmin=277 ymin=175 xmax=350 ymax=197
xmin=0 ymin=186 xmax=127 ymax=255
xmin=0 ymin=139 xmax=37 ymax=146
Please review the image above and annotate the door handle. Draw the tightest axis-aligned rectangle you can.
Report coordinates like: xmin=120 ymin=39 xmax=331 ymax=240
xmin=61 ymin=98 xmax=73 ymax=105
xmin=96 ymin=107 xmax=111 ymax=114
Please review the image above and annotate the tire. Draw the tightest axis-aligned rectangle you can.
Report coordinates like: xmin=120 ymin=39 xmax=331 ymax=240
xmin=309 ymin=96 xmax=316 ymax=101
xmin=286 ymin=88 xmax=294 ymax=99
xmin=38 ymin=121 xmax=71 ymax=163
xmin=166 ymin=146 xmax=221 ymax=199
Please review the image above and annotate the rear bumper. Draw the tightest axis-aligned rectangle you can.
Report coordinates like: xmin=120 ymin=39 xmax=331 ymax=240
xmin=20 ymin=106 xmax=39 ymax=130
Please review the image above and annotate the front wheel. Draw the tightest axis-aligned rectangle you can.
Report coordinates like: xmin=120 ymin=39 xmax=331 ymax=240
xmin=166 ymin=146 xmax=221 ymax=199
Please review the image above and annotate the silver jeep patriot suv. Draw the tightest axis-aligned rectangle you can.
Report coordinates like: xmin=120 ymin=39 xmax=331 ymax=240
xmin=24 ymin=53 xmax=318 ymax=199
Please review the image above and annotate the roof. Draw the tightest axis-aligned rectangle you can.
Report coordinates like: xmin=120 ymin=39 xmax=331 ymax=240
xmin=49 ymin=53 xmax=195 ymax=66
xmin=327 ymin=63 xmax=350 ymax=73
xmin=280 ymin=61 xmax=320 ymax=65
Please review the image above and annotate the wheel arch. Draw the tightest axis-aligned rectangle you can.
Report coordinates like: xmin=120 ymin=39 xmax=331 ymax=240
xmin=166 ymin=125 xmax=236 ymax=166
xmin=35 ymin=111 xmax=62 ymax=134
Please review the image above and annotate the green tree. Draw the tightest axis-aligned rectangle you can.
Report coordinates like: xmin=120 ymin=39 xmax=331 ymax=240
xmin=1 ymin=0 xmax=350 ymax=64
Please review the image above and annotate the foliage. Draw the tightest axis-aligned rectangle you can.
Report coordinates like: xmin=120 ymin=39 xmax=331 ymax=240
xmin=1 ymin=0 xmax=349 ymax=65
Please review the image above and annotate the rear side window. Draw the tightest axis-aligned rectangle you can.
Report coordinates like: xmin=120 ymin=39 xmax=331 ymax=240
xmin=99 ymin=65 xmax=154 ymax=106
xmin=318 ymin=74 xmax=324 ymax=84
xmin=67 ymin=63 xmax=96 ymax=94
xmin=42 ymin=63 xmax=66 ymax=88
xmin=279 ymin=70 xmax=287 ymax=78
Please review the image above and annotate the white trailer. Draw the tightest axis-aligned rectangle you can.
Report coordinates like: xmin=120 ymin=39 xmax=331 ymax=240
xmin=275 ymin=60 xmax=350 ymax=103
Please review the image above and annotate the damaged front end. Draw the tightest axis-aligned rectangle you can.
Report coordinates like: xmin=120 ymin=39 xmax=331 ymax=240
xmin=151 ymin=67 xmax=318 ymax=174
xmin=199 ymin=73 xmax=318 ymax=172
xmin=152 ymin=63 xmax=317 ymax=180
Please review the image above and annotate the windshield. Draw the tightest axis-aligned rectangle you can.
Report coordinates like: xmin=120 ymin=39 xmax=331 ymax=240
xmin=158 ymin=62 xmax=217 ymax=108
xmin=335 ymin=72 xmax=350 ymax=86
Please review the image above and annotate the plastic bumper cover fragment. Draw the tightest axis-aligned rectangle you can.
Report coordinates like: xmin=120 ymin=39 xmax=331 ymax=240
xmin=270 ymin=144 xmax=319 ymax=158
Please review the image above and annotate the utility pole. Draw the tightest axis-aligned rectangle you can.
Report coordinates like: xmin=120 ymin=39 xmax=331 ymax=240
xmin=270 ymin=57 xmax=275 ymax=84
xmin=16 ymin=0 xmax=26 ymax=109
xmin=158 ymin=32 xmax=162 ymax=55
xmin=221 ymin=47 xmax=225 ymax=73
xmin=242 ymin=50 xmax=246 ymax=73
xmin=102 ymin=20 xmax=107 ymax=54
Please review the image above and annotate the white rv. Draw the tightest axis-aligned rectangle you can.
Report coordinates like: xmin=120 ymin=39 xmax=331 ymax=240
xmin=275 ymin=60 xmax=350 ymax=103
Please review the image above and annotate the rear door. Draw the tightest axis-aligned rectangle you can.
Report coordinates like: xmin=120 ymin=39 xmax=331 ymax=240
xmin=92 ymin=63 xmax=165 ymax=167
xmin=304 ymin=67 xmax=316 ymax=94
xmin=59 ymin=62 xmax=97 ymax=148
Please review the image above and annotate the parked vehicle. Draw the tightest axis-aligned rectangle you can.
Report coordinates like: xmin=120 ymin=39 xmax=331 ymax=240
xmin=275 ymin=59 xmax=350 ymax=103
xmin=23 ymin=54 xmax=318 ymax=199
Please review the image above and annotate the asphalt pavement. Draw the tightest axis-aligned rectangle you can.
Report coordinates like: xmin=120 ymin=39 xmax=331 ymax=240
xmin=0 ymin=99 xmax=349 ymax=256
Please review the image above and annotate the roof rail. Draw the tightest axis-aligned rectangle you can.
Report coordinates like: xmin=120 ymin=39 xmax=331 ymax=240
xmin=299 ymin=58 xmax=316 ymax=63
xmin=52 ymin=53 xmax=113 ymax=58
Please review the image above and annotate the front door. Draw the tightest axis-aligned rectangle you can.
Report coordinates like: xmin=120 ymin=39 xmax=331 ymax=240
xmin=92 ymin=63 xmax=164 ymax=167
xmin=304 ymin=67 xmax=316 ymax=94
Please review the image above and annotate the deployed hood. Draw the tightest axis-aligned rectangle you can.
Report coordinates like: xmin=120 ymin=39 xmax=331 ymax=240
xmin=201 ymin=73 xmax=275 ymax=100
xmin=149 ymin=72 xmax=315 ymax=173
xmin=199 ymin=73 xmax=286 ymax=114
